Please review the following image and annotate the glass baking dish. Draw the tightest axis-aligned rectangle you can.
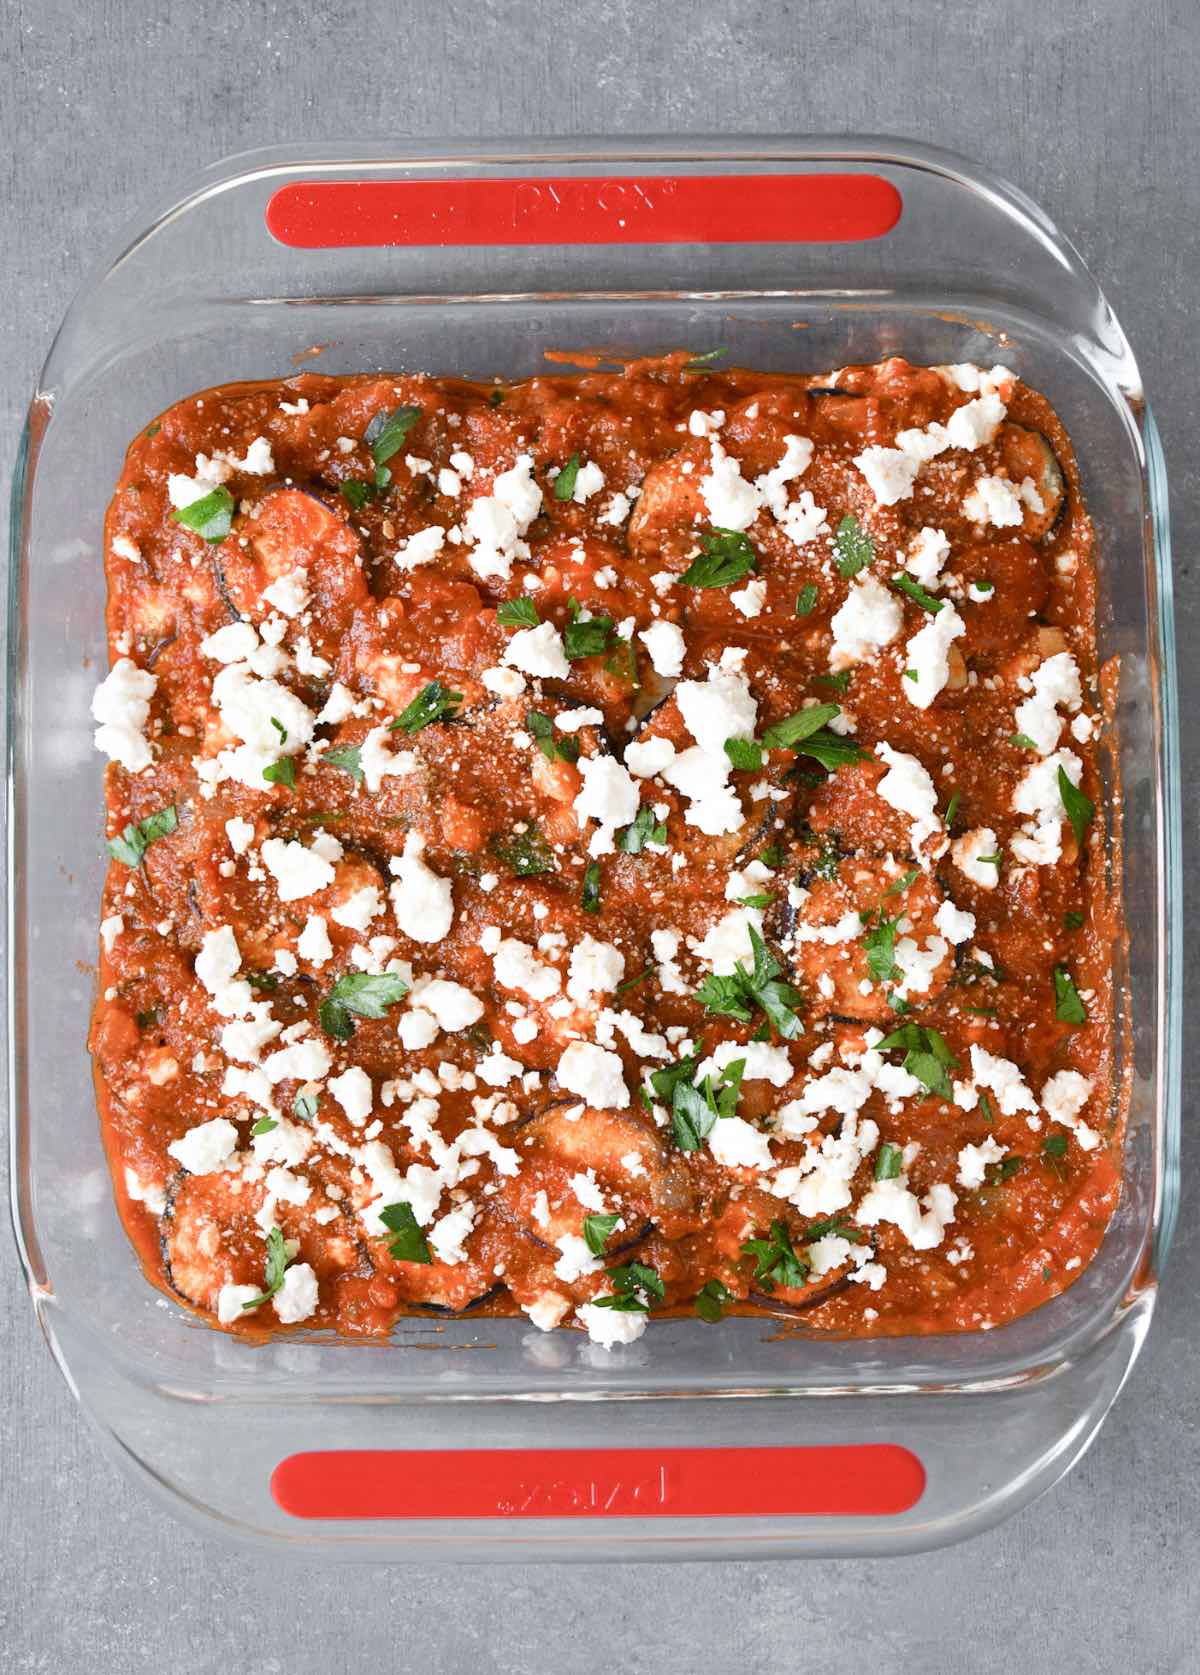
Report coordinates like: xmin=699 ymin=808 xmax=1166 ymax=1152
xmin=7 ymin=137 xmax=1179 ymax=1561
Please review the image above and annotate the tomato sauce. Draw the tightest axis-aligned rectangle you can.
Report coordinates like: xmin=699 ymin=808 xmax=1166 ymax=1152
xmin=89 ymin=352 xmax=1119 ymax=1343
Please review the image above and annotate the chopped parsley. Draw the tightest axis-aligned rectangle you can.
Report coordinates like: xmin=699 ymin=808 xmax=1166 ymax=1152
xmin=262 ymin=755 xmax=297 ymax=789
xmin=379 ymin=1201 xmax=431 ymax=1264
xmin=1009 ymin=732 xmax=1038 ymax=751
xmin=526 ymin=710 xmax=579 ymax=763
xmin=874 ymin=1022 xmax=959 ymax=1100
xmin=489 ymin=824 xmax=557 ymax=877
xmin=245 ymin=970 xmax=278 ymax=993
xmin=592 ymin=1261 xmax=664 ymax=1313
xmin=293 ymin=1091 xmax=319 ymax=1122
xmin=741 ymin=1220 xmax=809 ymax=1292
xmin=319 ymin=970 xmax=410 ymax=1040
xmin=815 ymin=670 xmax=853 ymax=693
xmin=617 ymin=803 xmax=668 ymax=854
xmin=322 ymin=744 xmax=364 ymax=782
xmin=390 ymin=680 xmax=463 ymax=734
xmin=883 ymin=867 xmax=920 ymax=898
xmin=1054 ymin=966 xmax=1088 ymax=1025
xmin=724 ymin=737 xmax=764 ymax=772
xmin=496 ymin=596 xmax=541 ymax=629
xmin=795 ymin=584 xmax=819 ymax=616
xmin=670 ymin=1060 xmax=745 ymax=1152
xmin=761 ymin=702 xmax=841 ymax=751
xmin=615 ymin=965 xmax=653 ymax=993
xmin=874 ymin=1141 xmax=904 ymax=1181
xmin=340 ymin=478 xmax=380 ymax=511
xmin=684 ymin=348 xmax=727 ymax=370
xmin=862 ymin=910 xmax=901 ymax=985
xmin=106 ymin=804 xmax=177 ymax=867
xmin=695 ymin=1278 xmax=732 ymax=1322
xmin=364 ymin=404 xmax=421 ymax=465
xmin=944 ymin=791 xmax=961 ymax=829
xmin=680 ymin=528 xmax=758 ymax=589
xmin=563 ymin=600 xmax=614 ymax=661
xmin=988 ymin=1155 xmax=1022 ymax=1185
xmin=171 ymin=486 xmax=234 ymax=543
xmin=582 ymin=1212 xmax=621 ymax=1255
xmin=1065 ymin=910 xmax=1084 ymax=930
xmin=890 ymin=573 xmax=943 ymax=613
xmin=241 ymin=1226 xmax=290 ymax=1311
xmin=1058 ymin=767 xmax=1094 ymax=848
xmin=554 ymin=453 xmax=581 ymax=501
xmin=833 ymin=513 xmax=874 ymax=580
xmin=1042 ymin=1132 xmax=1068 ymax=1159
xmin=250 ymin=1115 xmax=278 ymax=1137
xmin=581 ymin=860 xmax=602 ymax=914
xmin=694 ymin=924 xmax=803 ymax=1040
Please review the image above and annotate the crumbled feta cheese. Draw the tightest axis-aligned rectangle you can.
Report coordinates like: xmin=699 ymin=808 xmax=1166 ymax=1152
xmin=494 ymin=938 xmax=562 ymax=1002
xmin=297 ymin=914 xmax=333 ymax=968
xmin=556 ymin=1041 xmax=629 ymax=1110
xmin=956 ymin=1136 xmax=1006 ymax=1188
xmin=167 ymin=1116 xmax=238 ymax=1175
xmin=262 ymin=567 xmax=310 ymax=618
xmin=329 ymin=1066 xmax=373 ymax=1126
xmin=625 ymin=737 xmax=677 ymax=779
xmin=389 ymin=833 xmax=454 ymax=942
xmin=902 ymin=602 xmax=965 ymax=710
xmin=875 ymin=742 xmax=942 ymax=853
xmin=952 ymin=827 xmax=1001 ymax=889
xmin=905 ymin=527 xmax=951 ymax=588
xmin=261 ymin=837 xmax=336 ymax=903
xmin=566 ymin=935 xmax=625 ymax=1005
xmin=573 ymin=754 xmax=640 ymax=844
xmin=91 ymin=658 xmax=157 ymax=773
xmin=638 ymin=619 xmax=686 ymax=678
xmin=853 ymin=445 xmax=919 ymax=506
xmin=709 ymin=1116 xmax=774 ymax=1171
xmin=217 ymin=1283 xmax=261 ymax=1323
xmin=1042 ymin=1069 xmax=1100 ymax=1150
xmin=577 ymin=1302 xmax=647 ymax=1347
xmin=964 ymin=474 xmax=1024 ymax=528
xmin=504 ymin=620 xmax=571 ymax=679
xmin=273 ymin=1262 xmax=319 ymax=1323
xmin=1014 ymin=652 xmax=1083 ymax=756
xmin=830 ymin=574 xmax=903 ymax=671
xmin=464 ymin=454 xmax=542 ymax=581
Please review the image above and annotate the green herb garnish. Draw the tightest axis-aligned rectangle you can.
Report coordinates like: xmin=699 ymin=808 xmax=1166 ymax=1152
xmin=581 ymin=860 xmax=602 ymax=914
xmin=761 ymin=702 xmax=841 ymax=752
xmin=890 ymin=573 xmax=943 ymax=613
xmin=106 ymin=804 xmax=177 ymax=867
xmin=1065 ymin=910 xmax=1084 ymax=930
xmin=250 ymin=1115 xmax=278 ymax=1137
xmin=740 ymin=1220 xmax=808 ymax=1292
xmin=489 ymin=824 xmax=557 ymax=877
xmin=591 ymin=1261 xmax=664 ymax=1313
xmin=684 ymin=348 xmax=727 ymax=370
xmin=526 ymin=710 xmax=580 ymax=764
xmin=795 ymin=584 xmax=818 ymax=616
xmin=293 ymin=1091 xmax=319 ymax=1122
xmin=262 ymin=755 xmax=296 ymax=789
xmin=874 ymin=1141 xmax=904 ymax=1181
xmin=833 ymin=513 xmax=874 ymax=580
xmin=694 ymin=924 xmax=804 ymax=1040
xmin=695 ymin=1278 xmax=732 ymax=1322
xmin=322 ymin=744 xmax=364 ymax=782
xmin=1053 ymin=967 xmax=1088 ymax=1025
xmin=391 ymin=680 xmax=463 ymax=734
xmin=1010 ymin=732 xmax=1038 ymax=751
xmin=364 ymin=404 xmax=421 ymax=465
xmin=724 ymin=737 xmax=764 ymax=772
xmin=241 ymin=1226 xmax=290 ymax=1310
xmin=617 ymin=803 xmax=668 ymax=854
xmin=379 ymin=1201 xmax=432 ymax=1264
xmin=680 ymin=528 xmax=758 ymax=589
xmin=582 ymin=1212 xmax=621 ymax=1255
xmin=319 ymin=970 xmax=410 ymax=1040
xmin=496 ymin=596 xmax=541 ymax=629
xmin=562 ymin=599 xmax=614 ymax=661
xmin=874 ymin=1022 xmax=959 ymax=1100
xmin=172 ymin=486 xmax=234 ymax=544
xmin=862 ymin=911 xmax=900 ymax=985
xmin=554 ymin=453 xmax=581 ymax=501
xmin=1058 ymin=767 xmax=1094 ymax=849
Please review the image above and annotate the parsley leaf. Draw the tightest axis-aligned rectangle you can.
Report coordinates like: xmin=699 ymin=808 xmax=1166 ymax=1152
xmin=496 ymin=596 xmax=541 ymax=628
xmin=862 ymin=910 xmax=900 ymax=984
xmin=617 ymin=803 xmax=667 ymax=854
xmin=694 ymin=924 xmax=803 ymax=1040
xmin=364 ymin=404 xmax=421 ymax=465
xmin=890 ymin=573 xmax=943 ymax=613
xmin=582 ymin=1212 xmax=621 ymax=1255
xmin=319 ymin=970 xmax=410 ymax=1040
xmin=647 ymin=1052 xmax=701 ymax=1106
xmin=262 ymin=755 xmax=296 ymax=789
xmin=592 ymin=1261 xmax=664 ymax=1313
xmin=581 ymin=860 xmax=602 ymax=913
xmin=761 ymin=703 xmax=842 ymax=751
xmin=724 ymin=737 xmax=764 ymax=771
xmin=1010 ymin=732 xmax=1038 ymax=751
xmin=671 ymin=1080 xmax=719 ymax=1152
xmin=379 ymin=1201 xmax=432 ymax=1263
xmin=1058 ymin=767 xmax=1094 ymax=848
xmin=680 ymin=528 xmax=758 ymax=589
xmin=795 ymin=584 xmax=818 ymax=616
xmin=1042 ymin=1132 xmax=1068 ymax=1159
xmin=874 ymin=1141 xmax=904 ymax=1181
xmin=106 ymin=804 xmax=177 ymax=867
xmin=554 ymin=454 xmax=581 ymax=501
xmin=241 ymin=1226 xmax=290 ymax=1310
xmin=1065 ymin=910 xmax=1084 ymax=930
xmin=944 ymin=791 xmax=961 ymax=829
xmin=172 ymin=486 xmax=234 ymax=544
xmin=293 ymin=1091 xmax=319 ymax=1123
xmin=250 ymin=1115 xmax=278 ymax=1137
xmin=340 ymin=479 xmax=379 ymax=511
xmin=695 ymin=1278 xmax=732 ymax=1322
xmin=526 ymin=710 xmax=579 ymax=763
xmin=1054 ymin=966 xmax=1088 ymax=1025
xmin=562 ymin=604 xmax=614 ymax=661
xmin=322 ymin=744 xmax=364 ymax=782
xmin=390 ymin=680 xmax=463 ymax=734
xmin=874 ymin=1022 xmax=959 ymax=1099
xmin=883 ymin=867 xmax=919 ymax=898
xmin=833 ymin=514 xmax=873 ymax=579
xmin=684 ymin=348 xmax=727 ymax=370
xmin=489 ymin=824 xmax=557 ymax=877
xmin=740 ymin=1220 xmax=809 ymax=1292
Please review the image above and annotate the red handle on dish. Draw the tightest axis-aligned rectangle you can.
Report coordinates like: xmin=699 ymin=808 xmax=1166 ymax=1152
xmin=272 ymin=1444 xmax=924 ymax=1520
xmin=266 ymin=173 xmax=902 ymax=249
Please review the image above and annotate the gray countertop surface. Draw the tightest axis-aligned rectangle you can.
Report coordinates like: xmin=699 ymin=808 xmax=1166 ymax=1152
xmin=3 ymin=2 xmax=1197 ymax=1669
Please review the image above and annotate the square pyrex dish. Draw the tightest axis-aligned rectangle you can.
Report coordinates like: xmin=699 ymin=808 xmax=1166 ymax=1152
xmin=8 ymin=137 xmax=1179 ymax=1561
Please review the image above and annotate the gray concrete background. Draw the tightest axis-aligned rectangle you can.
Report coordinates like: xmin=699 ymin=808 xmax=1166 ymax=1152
xmin=2 ymin=1 xmax=1197 ymax=1670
